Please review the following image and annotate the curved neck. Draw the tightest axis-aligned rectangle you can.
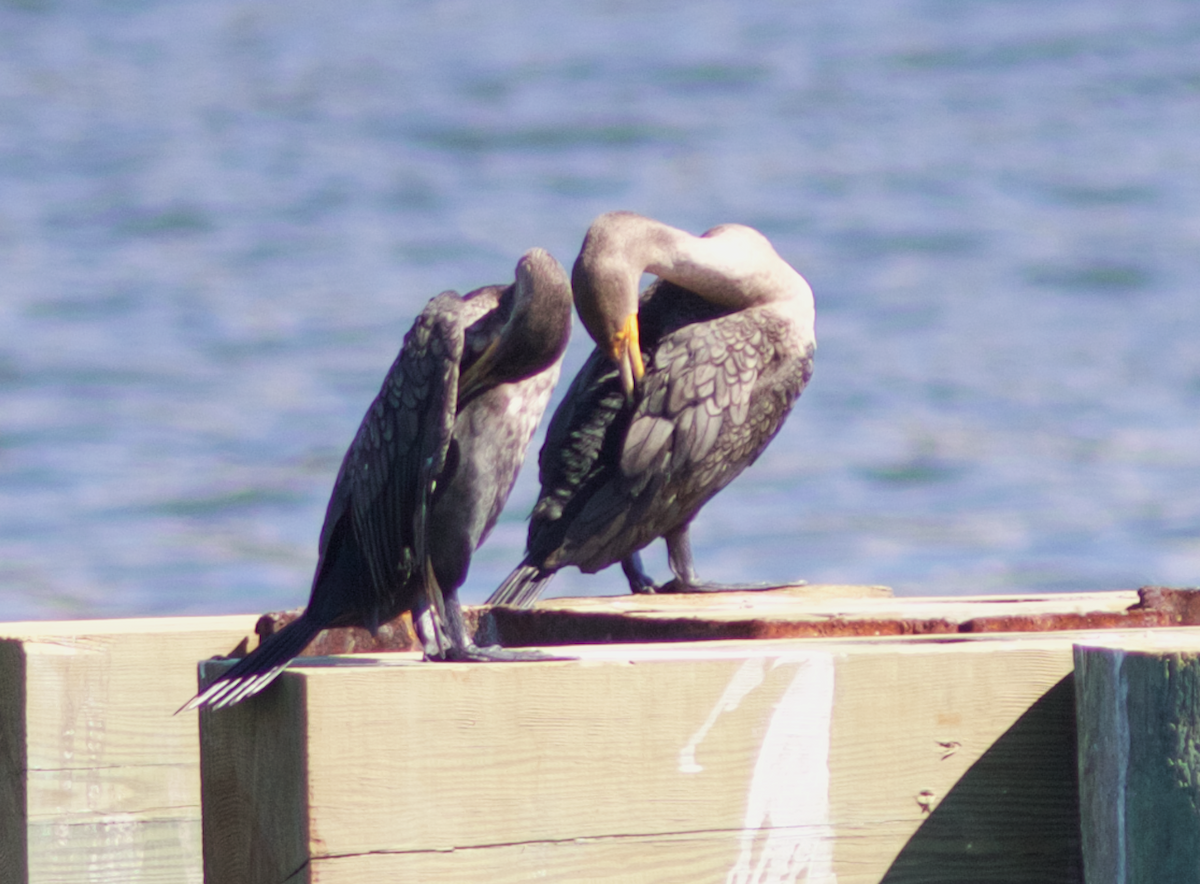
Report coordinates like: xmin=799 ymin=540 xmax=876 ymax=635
xmin=572 ymin=212 xmax=814 ymax=348
xmin=494 ymin=249 xmax=573 ymax=381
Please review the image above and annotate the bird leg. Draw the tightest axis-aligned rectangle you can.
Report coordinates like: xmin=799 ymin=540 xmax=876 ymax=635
xmin=413 ymin=604 xmax=454 ymax=659
xmin=436 ymin=593 xmax=572 ymax=663
xmin=663 ymin=524 xmax=700 ymax=590
xmin=657 ymin=524 xmax=801 ymax=593
xmin=621 ymin=551 xmax=660 ymax=594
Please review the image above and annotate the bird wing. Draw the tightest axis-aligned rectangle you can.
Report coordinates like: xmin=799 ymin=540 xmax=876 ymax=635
xmin=620 ymin=316 xmax=725 ymax=482
xmin=314 ymin=291 xmax=465 ymax=629
xmin=623 ymin=310 xmax=807 ymax=484
xmin=583 ymin=311 xmax=797 ymax=548
xmin=520 ymin=348 xmax=623 ymax=561
xmin=535 ymin=351 xmax=622 ymax=509
xmin=531 ymin=308 xmax=810 ymax=572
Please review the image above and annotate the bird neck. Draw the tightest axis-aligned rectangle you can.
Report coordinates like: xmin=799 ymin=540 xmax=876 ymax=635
xmin=574 ymin=211 xmax=815 ymax=350
xmin=650 ymin=223 xmax=809 ymax=311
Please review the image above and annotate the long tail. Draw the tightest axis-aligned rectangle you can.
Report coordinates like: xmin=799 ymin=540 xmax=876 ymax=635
xmin=179 ymin=614 xmax=323 ymax=712
xmin=486 ymin=560 xmax=557 ymax=608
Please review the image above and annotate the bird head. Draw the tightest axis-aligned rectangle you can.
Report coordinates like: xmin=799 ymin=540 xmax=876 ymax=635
xmin=458 ymin=248 xmax=572 ymax=404
xmin=572 ymin=216 xmax=647 ymax=400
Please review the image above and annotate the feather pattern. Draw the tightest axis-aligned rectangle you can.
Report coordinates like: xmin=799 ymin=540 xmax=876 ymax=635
xmin=184 ymin=250 xmax=571 ymax=711
xmin=489 ymin=213 xmax=814 ymax=607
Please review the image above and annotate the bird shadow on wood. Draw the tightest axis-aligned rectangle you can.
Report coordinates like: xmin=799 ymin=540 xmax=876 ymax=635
xmin=880 ymin=674 xmax=1083 ymax=884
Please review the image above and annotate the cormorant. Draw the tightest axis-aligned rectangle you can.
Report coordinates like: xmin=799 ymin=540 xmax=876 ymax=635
xmin=487 ymin=212 xmax=815 ymax=607
xmin=184 ymin=248 xmax=572 ymax=710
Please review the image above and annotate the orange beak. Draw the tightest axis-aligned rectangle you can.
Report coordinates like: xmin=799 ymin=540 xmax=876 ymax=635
xmin=610 ymin=312 xmax=645 ymax=400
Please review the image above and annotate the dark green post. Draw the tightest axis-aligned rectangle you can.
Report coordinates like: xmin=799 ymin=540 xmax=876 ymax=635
xmin=1076 ymin=641 xmax=1200 ymax=884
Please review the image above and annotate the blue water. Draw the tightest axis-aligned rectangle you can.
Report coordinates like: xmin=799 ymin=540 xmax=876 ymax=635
xmin=1 ymin=0 xmax=1198 ymax=620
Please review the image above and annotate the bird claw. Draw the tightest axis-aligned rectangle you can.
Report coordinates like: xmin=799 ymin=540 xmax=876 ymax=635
xmin=656 ymin=579 xmax=806 ymax=594
xmin=621 ymin=556 xmax=660 ymax=594
xmin=434 ymin=643 xmax=574 ymax=663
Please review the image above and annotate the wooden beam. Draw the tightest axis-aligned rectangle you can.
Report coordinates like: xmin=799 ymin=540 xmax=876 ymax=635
xmin=1075 ymin=632 xmax=1200 ymax=884
xmin=197 ymin=630 xmax=1122 ymax=883
xmin=248 ymin=586 xmax=1200 ymax=654
xmin=3 ymin=589 xmax=1194 ymax=881
xmin=0 ymin=616 xmax=258 ymax=884
xmin=480 ymin=586 xmax=1198 ymax=647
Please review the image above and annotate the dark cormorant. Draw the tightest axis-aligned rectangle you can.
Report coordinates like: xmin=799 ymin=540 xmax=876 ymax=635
xmin=184 ymin=248 xmax=572 ymax=710
xmin=487 ymin=212 xmax=815 ymax=607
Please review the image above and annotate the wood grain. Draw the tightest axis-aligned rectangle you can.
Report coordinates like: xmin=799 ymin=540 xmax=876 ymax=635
xmin=0 ymin=615 xmax=258 ymax=884
xmin=479 ymin=587 xmax=1162 ymax=647
xmin=1076 ymin=632 xmax=1200 ymax=884
xmin=198 ymin=631 xmax=1123 ymax=883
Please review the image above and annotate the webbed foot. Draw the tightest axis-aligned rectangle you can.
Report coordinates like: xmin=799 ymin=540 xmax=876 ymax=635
xmin=656 ymin=579 xmax=808 ymax=594
xmin=439 ymin=643 xmax=575 ymax=663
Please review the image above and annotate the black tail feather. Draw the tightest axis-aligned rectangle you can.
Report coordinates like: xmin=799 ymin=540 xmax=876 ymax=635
xmin=486 ymin=560 xmax=556 ymax=608
xmin=179 ymin=614 xmax=323 ymax=712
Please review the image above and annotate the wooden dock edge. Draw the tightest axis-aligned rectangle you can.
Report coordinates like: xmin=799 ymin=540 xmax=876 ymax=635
xmin=6 ymin=592 xmax=1200 ymax=883
xmin=197 ymin=628 xmax=1172 ymax=884
xmin=1076 ymin=632 xmax=1200 ymax=884
xmin=0 ymin=615 xmax=259 ymax=884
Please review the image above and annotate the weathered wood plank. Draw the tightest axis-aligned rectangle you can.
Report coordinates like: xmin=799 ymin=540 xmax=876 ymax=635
xmin=0 ymin=616 xmax=258 ymax=884
xmin=480 ymin=587 xmax=1200 ymax=647
xmin=284 ymin=833 xmax=865 ymax=884
xmin=0 ymin=639 xmax=29 ymax=882
xmin=201 ymin=632 xmax=1105 ymax=883
xmin=251 ymin=587 xmax=1200 ymax=656
xmin=1075 ymin=632 xmax=1200 ymax=884
xmin=4 ymin=591 xmax=1194 ymax=882
xmin=198 ymin=673 xmax=309 ymax=884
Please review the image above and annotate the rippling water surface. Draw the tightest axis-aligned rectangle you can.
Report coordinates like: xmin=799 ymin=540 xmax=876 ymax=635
xmin=2 ymin=0 xmax=1199 ymax=619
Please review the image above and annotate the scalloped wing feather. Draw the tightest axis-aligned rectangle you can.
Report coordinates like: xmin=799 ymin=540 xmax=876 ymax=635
xmin=315 ymin=291 xmax=465 ymax=623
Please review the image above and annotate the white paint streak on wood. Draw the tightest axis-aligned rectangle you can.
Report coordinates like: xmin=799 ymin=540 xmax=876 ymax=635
xmin=726 ymin=653 xmax=836 ymax=884
xmin=206 ymin=627 xmax=1139 ymax=882
xmin=679 ymin=657 xmax=767 ymax=774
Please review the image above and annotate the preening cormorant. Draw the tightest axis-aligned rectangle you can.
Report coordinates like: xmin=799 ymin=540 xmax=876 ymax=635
xmin=487 ymin=212 xmax=815 ymax=607
xmin=184 ymin=248 xmax=572 ymax=711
